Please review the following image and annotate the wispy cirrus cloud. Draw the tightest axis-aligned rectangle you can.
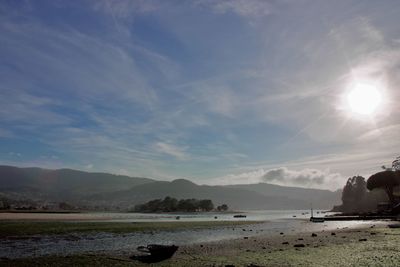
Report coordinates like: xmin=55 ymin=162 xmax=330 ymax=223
xmin=92 ymin=0 xmax=161 ymax=18
xmin=154 ymin=142 xmax=189 ymax=161
xmin=1 ymin=0 xmax=400 ymax=189
xmin=195 ymin=0 xmax=273 ymax=17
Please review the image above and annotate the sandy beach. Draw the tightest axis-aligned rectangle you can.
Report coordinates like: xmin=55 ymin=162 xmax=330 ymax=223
xmin=1 ymin=219 xmax=399 ymax=266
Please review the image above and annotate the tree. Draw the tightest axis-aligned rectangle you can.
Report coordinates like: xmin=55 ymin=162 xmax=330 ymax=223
xmin=199 ymin=199 xmax=214 ymax=211
xmin=381 ymin=156 xmax=400 ymax=171
xmin=217 ymin=204 xmax=228 ymax=211
xmin=367 ymin=170 xmax=400 ymax=205
xmin=341 ymin=176 xmax=367 ymax=212
xmin=161 ymin=196 xmax=178 ymax=212
xmin=393 ymin=156 xmax=400 ymax=171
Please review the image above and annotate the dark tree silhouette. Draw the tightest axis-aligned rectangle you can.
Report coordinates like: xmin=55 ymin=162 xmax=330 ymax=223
xmin=134 ymin=197 xmax=215 ymax=212
xmin=393 ymin=156 xmax=400 ymax=171
xmin=199 ymin=199 xmax=214 ymax=211
xmin=217 ymin=204 xmax=229 ymax=211
xmin=367 ymin=170 xmax=400 ymax=205
xmin=340 ymin=176 xmax=367 ymax=212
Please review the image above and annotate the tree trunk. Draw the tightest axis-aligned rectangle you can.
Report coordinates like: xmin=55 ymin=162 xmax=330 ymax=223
xmin=385 ymin=185 xmax=395 ymax=206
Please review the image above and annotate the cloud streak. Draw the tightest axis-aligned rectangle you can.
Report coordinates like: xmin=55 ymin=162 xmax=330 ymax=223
xmin=154 ymin=142 xmax=189 ymax=161
xmin=0 ymin=1 xmax=399 ymax=188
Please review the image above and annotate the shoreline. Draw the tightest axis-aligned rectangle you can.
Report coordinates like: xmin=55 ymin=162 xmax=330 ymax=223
xmin=1 ymin=219 xmax=398 ymax=266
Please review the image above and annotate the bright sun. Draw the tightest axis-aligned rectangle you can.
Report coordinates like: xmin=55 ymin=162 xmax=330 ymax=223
xmin=347 ymin=82 xmax=382 ymax=115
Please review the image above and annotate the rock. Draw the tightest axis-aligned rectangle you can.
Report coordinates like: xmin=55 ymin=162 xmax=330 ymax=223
xmin=280 ymin=232 xmax=284 ymax=235
xmin=359 ymin=238 xmax=367 ymax=242
xmin=370 ymin=232 xmax=376 ymax=235
xmin=282 ymin=241 xmax=289 ymax=245
xmin=225 ymin=265 xmax=235 ymax=267
xmin=262 ymin=246 xmax=266 ymax=249
xmin=311 ymin=233 xmax=317 ymax=237
xmin=331 ymin=232 xmax=336 ymax=236
xmin=294 ymin=244 xmax=305 ymax=248
xmin=298 ymin=238 xmax=303 ymax=240
xmin=244 ymin=237 xmax=248 ymax=239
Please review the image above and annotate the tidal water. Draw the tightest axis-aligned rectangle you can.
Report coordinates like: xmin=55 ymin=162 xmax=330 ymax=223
xmin=0 ymin=210 xmax=374 ymax=259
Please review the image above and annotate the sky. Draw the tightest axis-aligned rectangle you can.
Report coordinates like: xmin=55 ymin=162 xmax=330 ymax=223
xmin=1 ymin=0 xmax=399 ymax=190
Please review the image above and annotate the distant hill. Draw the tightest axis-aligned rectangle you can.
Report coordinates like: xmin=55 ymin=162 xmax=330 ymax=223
xmin=0 ymin=165 xmax=341 ymax=210
xmin=0 ymin=165 xmax=154 ymax=201
xmin=225 ymin=183 xmax=341 ymax=210
xmin=90 ymin=179 xmax=341 ymax=210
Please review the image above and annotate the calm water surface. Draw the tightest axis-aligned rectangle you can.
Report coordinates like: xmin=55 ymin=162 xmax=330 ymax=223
xmin=0 ymin=210 xmax=377 ymax=259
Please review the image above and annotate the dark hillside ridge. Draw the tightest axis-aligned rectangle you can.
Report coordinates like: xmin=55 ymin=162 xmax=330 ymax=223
xmin=0 ymin=165 xmax=154 ymax=200
xmin=0 ymin=165 xmax=341 ymax=210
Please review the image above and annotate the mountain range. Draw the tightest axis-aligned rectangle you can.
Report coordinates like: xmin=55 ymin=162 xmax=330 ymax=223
xmin=0 ymin=165 xmax=341 ymax=210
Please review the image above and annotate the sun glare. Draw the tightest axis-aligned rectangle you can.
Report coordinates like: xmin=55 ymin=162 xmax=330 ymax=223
xmin=347 ymin=82 xmax=382 ymax=115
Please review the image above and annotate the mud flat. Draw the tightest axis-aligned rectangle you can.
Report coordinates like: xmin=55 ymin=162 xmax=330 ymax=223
xmin=1 ymin=220 xmax=397 ymax=266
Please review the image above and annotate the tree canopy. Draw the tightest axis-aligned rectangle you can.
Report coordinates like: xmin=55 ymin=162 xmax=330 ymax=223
xmin=367 ymin=170 xmax=400 ymax=205
xmin=342 ymin=176 xmax=367 ymax=205
xmin=133 ymin=197 xmax=215 ymax=212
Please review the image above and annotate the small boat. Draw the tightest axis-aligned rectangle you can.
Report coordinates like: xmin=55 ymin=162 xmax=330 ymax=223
xmin=309 ymin=206 xmax=324 ymax=222
xmin=310 ymin=217 xmax=325 ymax=223
xmin=233 ymin=214 xmax=247 ymax=218
xmin=131 ymin=244 xmax=179 ymax=263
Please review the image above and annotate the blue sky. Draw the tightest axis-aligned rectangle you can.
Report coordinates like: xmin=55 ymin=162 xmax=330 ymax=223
xmin=1 ymin=0 xmax=399 ymax=189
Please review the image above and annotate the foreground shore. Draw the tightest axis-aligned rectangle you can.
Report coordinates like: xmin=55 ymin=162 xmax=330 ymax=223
xmin=1 ymin=220 xmax=399 ymax=266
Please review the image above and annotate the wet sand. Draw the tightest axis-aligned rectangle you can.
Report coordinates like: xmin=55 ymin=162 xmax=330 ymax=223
xmin=1 ymin=220 xmax=399 ymax=266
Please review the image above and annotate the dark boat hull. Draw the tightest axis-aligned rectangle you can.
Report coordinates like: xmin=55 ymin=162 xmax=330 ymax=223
xmin=131 ymin=244 xmax=179 ymax=263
